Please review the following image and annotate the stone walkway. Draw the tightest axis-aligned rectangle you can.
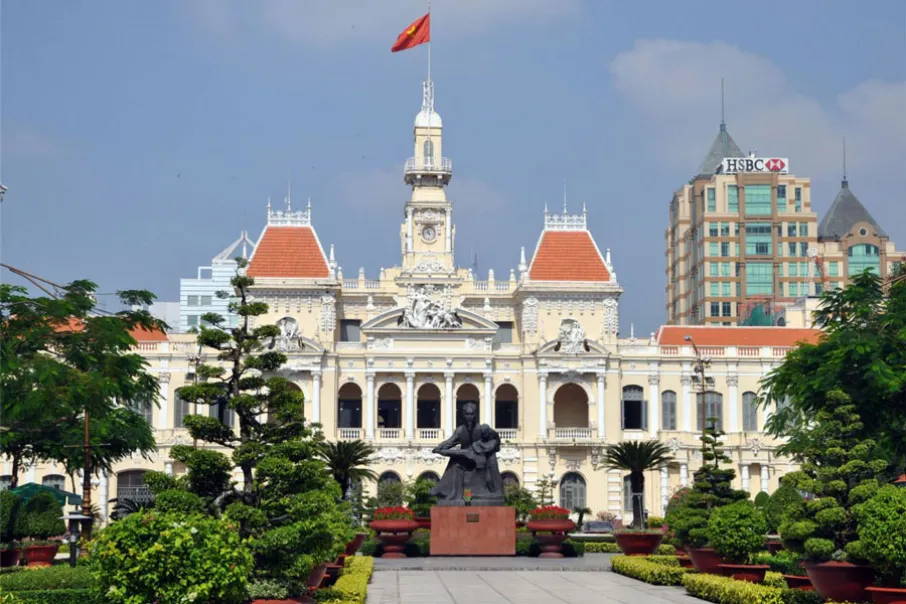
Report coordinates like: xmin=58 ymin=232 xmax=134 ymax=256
xmin=367 ymin=556 xmax=698 ymax=604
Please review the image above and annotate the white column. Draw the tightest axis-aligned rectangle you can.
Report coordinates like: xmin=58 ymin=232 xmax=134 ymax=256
xmin=596 ymin=373 xmax=606 ymax=440
xmin=365 ymin=372 xmax=375 ymax=440
xmin=727 ymin=375 xmax=739 ymax=432
xmin=157 ymin=372 xmax=171 ymax=430
xmin=483 ymin=372 xmax=493 ymax=428
xmin=538 ymin=373 xmax=548 ymax=439
xmin=681 ymin=376 xmax=693 ymax=432
xmin=741 ymin=464 xmax=750 ymax=492
xmin=760 ymin=465 xmax=769 ymax=492
xmin=405 ymin=371 xmax=415 ymax=438
xmin=648 ymin=374 xmax=660 ymax=438
xmin=445 ymin=207 xmax=452 ymax=252
xmin=406 ymin=207 xmax=413 ymax=253
xmin=444 ymin=372 xmax=455 ymax=437
xmin=165 ymin=460 xmax=174 ymax=476
xmin=99 ymin=472 xmax=109 ymax=524
xmin=680 ymin=463 xmax=689 ymax=487
xmin=311 ymin=371 xmax=322 ymax=424
xmin=660 ymin=465 xmax=669 ymax=514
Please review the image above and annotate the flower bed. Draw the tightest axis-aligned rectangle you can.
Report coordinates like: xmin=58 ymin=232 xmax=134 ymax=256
xmin=610 ymin=555 xmax=693 ymax=586
xmin=313 ymin=557 xmax=374 ymax=604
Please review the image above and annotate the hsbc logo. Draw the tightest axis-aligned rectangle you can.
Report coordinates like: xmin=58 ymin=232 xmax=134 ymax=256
xmin=719 ymin=157 xmax=790 ymax=174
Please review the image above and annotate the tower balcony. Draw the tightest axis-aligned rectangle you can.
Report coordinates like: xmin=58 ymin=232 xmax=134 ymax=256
xmin=404 ymin=156 xmax=452 ymax=185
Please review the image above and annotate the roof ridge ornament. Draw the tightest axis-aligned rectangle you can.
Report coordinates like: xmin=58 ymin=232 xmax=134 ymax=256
xmin=267 ymin=196 xmax=311 ymax=227
xmin=544 ymin=206 xmax=587 ymax=231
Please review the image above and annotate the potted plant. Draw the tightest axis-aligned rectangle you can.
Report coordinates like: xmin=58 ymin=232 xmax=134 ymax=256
xmin=369 ymin=506 xmax=418 ymax=558
xmin=405 ymin=478 xmax=438 ymax=530
xmin=526 ymin=506 xmax=575 ymax=558
xmin=0 ymin=491 xmax=22 ymax=567
xmin=778 ymin=391 xmax=883 ymax=603
xmin=601 ymin=441 xmax=673 ymax=556
xmin=853 ymin=485 xmax=906 ymax=604
xmin=665 ymin=422 xmax=748 ymax=573
xmin=18 ymin=491 xmax=65 ymax=567
xmin=708 ymin=500 xmax=771 ymax=582
xmin=762 ymin=484 xmax=802 ymax=554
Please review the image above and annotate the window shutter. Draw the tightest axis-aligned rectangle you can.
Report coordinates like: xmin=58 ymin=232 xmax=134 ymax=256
xmin=642 ymin=400 xmax=648 ymax=431
xmin=621 ymin=397 xmax=625 ymax=429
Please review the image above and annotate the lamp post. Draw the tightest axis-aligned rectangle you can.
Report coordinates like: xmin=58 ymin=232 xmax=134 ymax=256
xmin=684 ymin=335 xmax=714 ymax=456
xmin=61 ymin=512 xmax=91 ymax=567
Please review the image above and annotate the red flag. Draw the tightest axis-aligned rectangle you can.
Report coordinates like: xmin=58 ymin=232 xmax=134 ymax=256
xmin=391 ymin=13 xmax=430 ymax=52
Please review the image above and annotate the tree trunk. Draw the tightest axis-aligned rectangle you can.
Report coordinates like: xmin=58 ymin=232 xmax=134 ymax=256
xmin=10 ymin=453 xmax=21 ymax=488
xmin=631 ymin=471 xmax=645 ymax=529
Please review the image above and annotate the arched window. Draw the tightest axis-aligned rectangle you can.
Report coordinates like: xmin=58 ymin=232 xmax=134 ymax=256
xmin=376 ymin=471 xmax=403 ymax=507
xmin=117 ymin=470 xmax=153 ymax=505
xmin=553 ymin=383 xmax=588 ymax=428
xmin=742 ymin=392 xmax=758 ymax=432
xmin=621 ymin=385 xmax=646 ymax=431
xmin=661 ymin=390 xmax=677 ymax=431
xmin=848 ymin=243 xmax=881 ymax=276
xmin=209 ymin=396 xmax=234 ymax=429
xmin=416 ymin=471 xmax=440 ymax=484
xmin=42 ymin=474 xmax=66 ymax=491
xmin=495 ymin=384 xmax=519 ymax=430
xmin=337 ymin=383 xmax=363 ymax=428
xmin=696 ymin=391 xmax=723 ymax=431
xmin=501 ymin=472 xmax=520 ymax=489
xmin=559 ymin=472 xmax=586 ymax=511
xmin=423 ymin=139 xmax=435 ymax=164
xmin=174 ymin=394 xmax=192 ymax=429
xmin=378 ymin=471 xmax=401 ymax=485
xmin=132 ymin=400 xmax=153 ymax=425
xmin=377 ymin=383 xmax=403 ymax=429
xmin=416 ymin=384 xmax=441 ymax=429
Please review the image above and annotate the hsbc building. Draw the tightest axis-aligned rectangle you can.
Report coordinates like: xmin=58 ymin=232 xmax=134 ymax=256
xmin=718 ymin=156 xmax=789 ymax=175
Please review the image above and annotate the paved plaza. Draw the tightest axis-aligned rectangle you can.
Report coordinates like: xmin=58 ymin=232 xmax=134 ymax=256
xmin=366 ymin=556 xmax=699 ymax=604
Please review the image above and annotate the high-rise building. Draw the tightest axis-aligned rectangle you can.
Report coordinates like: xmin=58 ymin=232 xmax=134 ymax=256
xmin=179 ymin=231 xmax=256 ymax=332
xmin=666 ymin=115 xmax=818 ymax=325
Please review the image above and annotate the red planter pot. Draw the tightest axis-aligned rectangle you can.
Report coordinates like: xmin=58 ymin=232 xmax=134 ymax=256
xmin=0 ymin=547 xmax=20 ymax=567
xmin=687 ymin=547 xmax=726 ymax=575
xmin=804 ymin=561 xmax=875 ymax=603
xmin=526 ymin=519 xmax=576 ymax=559
xmin=414 ymin=517 xmax=431 ymax=530
xmin=22 ymin=544 xmax=59 ymax=568
xmin=717 ymin=564 xmax=771 ymax=583
xmin=613 ymin=532 xmax=665 ymax=556
xmin=676 ymin=555 xmax=695 ymax=569
xmin=866 ymin=586 xmax=906 ymax=604
xmin=345 ymin=533 xmax=367 ymax=556
xmin=516 ymin=521 xmax=526 ymax=529
xmin=782 ymin=575 xmax=814 ymax=591
xmin=765 ymin=538 xmax=783 ymax=555
xmin=369 ymin=519 xmax=419 ymax=559
xmin=307 ymin=562 xmax=328 ymax=589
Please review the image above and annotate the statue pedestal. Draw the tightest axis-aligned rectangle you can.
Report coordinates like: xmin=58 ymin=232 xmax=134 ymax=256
xmin=430 ymin=506 xmax=516 ymax=556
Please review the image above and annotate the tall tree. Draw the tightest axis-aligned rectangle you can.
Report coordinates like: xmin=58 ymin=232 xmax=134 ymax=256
xmin=759 ymin=266 xmax=906 ymax=473
xmin=601 ymin=441 xmax=673 ymax=529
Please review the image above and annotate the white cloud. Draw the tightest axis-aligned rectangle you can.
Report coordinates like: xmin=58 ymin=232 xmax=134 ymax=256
xmin=185 ymin=0 xmax=579 ymax=48
xmin=610 ymin=39 xmax=906 ymax=183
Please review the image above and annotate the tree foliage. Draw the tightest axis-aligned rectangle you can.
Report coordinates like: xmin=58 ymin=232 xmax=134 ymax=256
xmin=601 ymin=441 xmax=674 ymax=529
xmin=759 ymin=267 xmax=906 ymax=472
xmin=319 ymin=440 xmax=378 ymax=500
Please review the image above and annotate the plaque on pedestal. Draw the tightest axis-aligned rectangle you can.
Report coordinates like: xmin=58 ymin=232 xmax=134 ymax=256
xmin=430 ymin=505 xmax=516 ymax=556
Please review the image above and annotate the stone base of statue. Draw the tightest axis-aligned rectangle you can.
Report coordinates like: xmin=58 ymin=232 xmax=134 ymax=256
xmin=434 ymin=493 xmax=505 ymax=507
xmin=429 ymin=505 xmax=516 ymax=556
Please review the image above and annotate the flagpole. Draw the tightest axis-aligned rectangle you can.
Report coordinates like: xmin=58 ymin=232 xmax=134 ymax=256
xmin=427 ymin=0 xmax=432 ymax=83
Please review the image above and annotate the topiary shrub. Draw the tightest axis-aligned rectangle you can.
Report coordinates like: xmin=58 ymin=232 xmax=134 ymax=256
xmin=754 ymin=491 xmax=770 ymax=510
xmin=763 ymin=485 xmax=802 ymax=535
xmin=0 ymin=491 xmax=23 ymax=544
xmin=91 ymin=510 xmax=253 ymax=604
xmin=706 ymin=500 xmax=768 ymax=564
xmin=778 ymin=390 xmax=887 ymax=563
xmin=152 ymin=489 xmax=206 ymax=515
xmin=852 ymin=484 xmax=906 ymax=587
xmin=19 ymin=492 xmax=64 ymax=543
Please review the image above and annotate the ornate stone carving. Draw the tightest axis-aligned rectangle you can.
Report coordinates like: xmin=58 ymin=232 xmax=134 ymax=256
xmin=413 ymin=447 xmax=444 ymax=465
xmin=398 ymin=285 xmax=462 ymax=329
xmin=557 ymin=318 xmax=586 ymax=354
xmin=465 ymin=337 xmax=488 ymax=350
xmin=603 ymin=297 xmax=619 ymax=335
xmin=413 ymin=258 xmax=446 ymax=273
xmin=667 ymin=437 xmax=681 ymax=455
xmin=564 ymin=459 xmax=581 ymax=471
xmin=367 ymin=337 xmax=393 ymax=350
xmin=521 ymin=297 xmax=539 ymax=333
xmin=497 ymin=446 xmax=521 ymax=465
xmin=590 ymin=446 xmax=602 ymax=469
xmin=547 ymin=447 xmax=557 ymax=473
xmin=371 ymin=447 xmax=406 ymax=464
xmin=681 ymin=376 xmax=693 ymax=387
xmin=414 ymin=209 xmax=443 ymax=225
xmin=320 ymin=296 xmax=336 ymax=332
xmin=745 ymin=438 xmax=763 ymax=456
xmin=648 ymin=374 xmax=660 ymax=386
xmin=272 ymin=316 xmax=305 ymax=352
xmin=726 ymin=375 xmax=739 ymax=387
xmin=158 ymin=372 xmax=170 ymax=384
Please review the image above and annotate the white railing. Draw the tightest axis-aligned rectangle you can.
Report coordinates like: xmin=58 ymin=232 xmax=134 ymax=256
xmin=135 ymin=342 xmax=160 ymax=352
xmin=379 ymin=428 xmax=402 ymax=439
xmin=495 ymin=282 xmax=511 ymax=291
xmin=405 ymin=157 xmax=452 ymax=173
xmin=336 ymin=342 xmax=365 ymax=350
xmin=738 ymin=347 xmax=760 ymax=357
xmin=343 ymin=280 xmax=359 ymax=289
xmin=337 ymin=428 xmax=362 ymax=440
xmin=552 ymin=427 xmax=594 ymax=440
xmin=418 ymin=429 xmax=440 ymax=440
xmin=497 ymin=429 xmax=518 ymax=440
xmin=700 ymin=346 xmax=724 ymax=357
xmin=773 ymin=347 xmax=792 ymax=357
xmin=364 ymin=280 xmax=381 ymax=289
xmin=660 ymin=346 xmax=679 ymax=356
xmin=473 ymin=280 xmax=489 ymax=291
xmin=117 ymin=485 xmax=154 ymax=505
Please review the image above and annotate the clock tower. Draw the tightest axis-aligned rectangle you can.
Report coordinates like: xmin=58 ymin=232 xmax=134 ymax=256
xmin=400 ymin=79 xmax=455 ymax=275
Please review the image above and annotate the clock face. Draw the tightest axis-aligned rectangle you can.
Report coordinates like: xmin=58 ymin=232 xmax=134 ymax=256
xmin=422 ymin=226 xmax=437 ymax=242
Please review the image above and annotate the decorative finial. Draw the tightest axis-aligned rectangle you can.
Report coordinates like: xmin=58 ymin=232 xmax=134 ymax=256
xmin=720 ymin=77 xmax=726 ymax=129
xmin=266 ymin=196 xmax=271 ymax=210
xmin=329 ymin=244 xmax=335 ymax=264
xmin=286 ymin=179 xmax=292 ymax=210
xmin=562 ymin=178 xmax=567 ymax=213
xmin=582 ymin=201 xmax=587 ymax=215
xmin=520 ymin=246 xmax=527 ymax=266
xmin=630 ymin=322 xmax=635 ymax=339
xmin=543 ymin=202 xmax=549 ymax=215
xmin=842 ymin=137 xmax=848 ymax=188
xmin=307 ymin=196 xmax=312 ymax=209
xmin=606 ymin=248 xmax=612 ymax=265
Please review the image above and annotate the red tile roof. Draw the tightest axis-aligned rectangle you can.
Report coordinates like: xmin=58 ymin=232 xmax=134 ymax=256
xmin=247 ymin=226 xmax=329 ymax=279
xmin=529 ymin=231 xmax=610 ymax=282
xmin=656 ymin=326 xmax=821 ymax=347
xmin=54 ymin=317 xmax=168 ymax=341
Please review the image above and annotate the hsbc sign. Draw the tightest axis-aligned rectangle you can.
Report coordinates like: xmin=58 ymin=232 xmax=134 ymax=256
xmin=719 ymin=157 xmax=789 ymax=174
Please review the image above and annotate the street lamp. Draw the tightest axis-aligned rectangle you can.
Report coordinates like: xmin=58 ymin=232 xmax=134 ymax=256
xmin=60 ymin=511 xmax=91 ymax=567
xmin=684 ymin=335 xmax=715 ymax=454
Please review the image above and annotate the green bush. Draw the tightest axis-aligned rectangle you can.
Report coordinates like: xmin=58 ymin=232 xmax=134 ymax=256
xmin=707 ymin=500 xmax=768 ymax=564
xmin=3 ymin=590 xmax=104 ymax=604
xmin=763 ymin=486 xmax=802 ymax=535
xmin=313 ymin=556 xmax=374 ymax=604
xmin=645 ymin=555 xmax=680 ymax=567
xmin=752 ymin=551 xmax=806 ymax=576
xmin=611 ymin=555 xmax=692 ymax=585
xmin=585 ymin=541 xmax=674 ymax=555
xmin=92 ymin=510 xmax=253 ymax=604
xmin=0 ymin=491 xmax=22 ymax=543
xmin=762 ymin=571 xmax=786 ymax=589
xmin=647 ymin=516 xmax=665 ymax=529
xmin=754 ymin=491 xmax=770 ymax=509
xmin=853 ymin=484 xmax=906 ymax=587
xmin=19 ymin=492 xmax=64 ymax=542
xmin=504 ymin=483 xmax=537 ymax=522
xmin=682 ymin=572 xmax=784 ymax=604
xmin=404 ymin=479 xmax=438 ymax=518
xmin=152 ymin=489 xmax=206 ymax=515
xmin=0 ymin=565 xmax=95 ymax=591
xmin=247 ymin=578 xmax=291 ymax=600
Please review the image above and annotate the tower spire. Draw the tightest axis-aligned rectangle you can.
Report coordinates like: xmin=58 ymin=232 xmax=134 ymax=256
xmin=842 ymin=137 xmax=848 ymax=188
xmin=720 ymin=77 xmax=726 ymax=130
xmin=562 ymin=179 xmax=567 ymax=213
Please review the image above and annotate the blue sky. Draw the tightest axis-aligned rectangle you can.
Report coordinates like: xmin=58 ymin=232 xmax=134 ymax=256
xmin=2 ymin=0 xmax=904 ymax=335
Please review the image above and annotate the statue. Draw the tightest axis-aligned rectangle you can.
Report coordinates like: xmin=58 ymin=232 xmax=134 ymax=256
xmin=398 ymin=285 xmax=462 ymax=329
xmin=430 ymin=402 xmax=505 ymax=506
xmin=272 ymin=316 xmax=303 ymax=351
xmin=557 ymin=318 xmax=586 ymax=354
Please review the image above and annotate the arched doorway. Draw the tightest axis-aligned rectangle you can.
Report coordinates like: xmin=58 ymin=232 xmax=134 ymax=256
xmin=376 ymin=471 xmax=403 ymax=507
xmin=416 ymin=471 xmax=440 ymax=484
xmin=456 ymin=383 xmax=481 ymax=426
xmin=377 ymin=383 xmax=402 ymax=431
xmin=553 ymin=383 xmax=588 ymax=428
xmin=117 ymin=470 xmax=153 ymax=506
xmin=501 ymin=471 xmax=520 ymax=489
xmin=417 ymin=383 xmax=441 ymax=431
xmin=495 ymin=384 xmax=518 ymax=431
xmin=559 ymin=472 xmax=586 ymax=510
xmin=337 ymin=383 xmax=363 ymax=431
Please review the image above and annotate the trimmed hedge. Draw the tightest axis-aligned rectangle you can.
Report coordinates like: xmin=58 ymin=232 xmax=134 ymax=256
xmin=314 ymin=556 xmax=374 ymax=604
xmin=644 ymin=555 xmax=680 ymax=567
xmin=4 ymin=589 xmax=104 ymax=604
xmin=0 ymin=566 xmax=95 ymax=591
xmin=611 ymin=555 xmax=693 ymax=586
xmin=584 ymin=541 xmax=675 ymax=555
xmin=682 ymin=573 xmax=848 ymax=604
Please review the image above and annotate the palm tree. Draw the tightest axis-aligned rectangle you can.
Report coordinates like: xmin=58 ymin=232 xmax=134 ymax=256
xmin=602 ymin=441 xmax=673 ymax=529
xmin=320 ymin=440 xmax=378 ymax=499
xmin=573 ymin=506 xmax=592 ymax=531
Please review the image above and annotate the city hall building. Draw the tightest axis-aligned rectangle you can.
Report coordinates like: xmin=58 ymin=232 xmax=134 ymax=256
xmin=6 ymin=80 xmax=820 ymax=524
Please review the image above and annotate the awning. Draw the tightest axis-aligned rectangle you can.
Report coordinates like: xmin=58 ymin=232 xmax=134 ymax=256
xmin=10 ymin=482 xmax=83 ymax=506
